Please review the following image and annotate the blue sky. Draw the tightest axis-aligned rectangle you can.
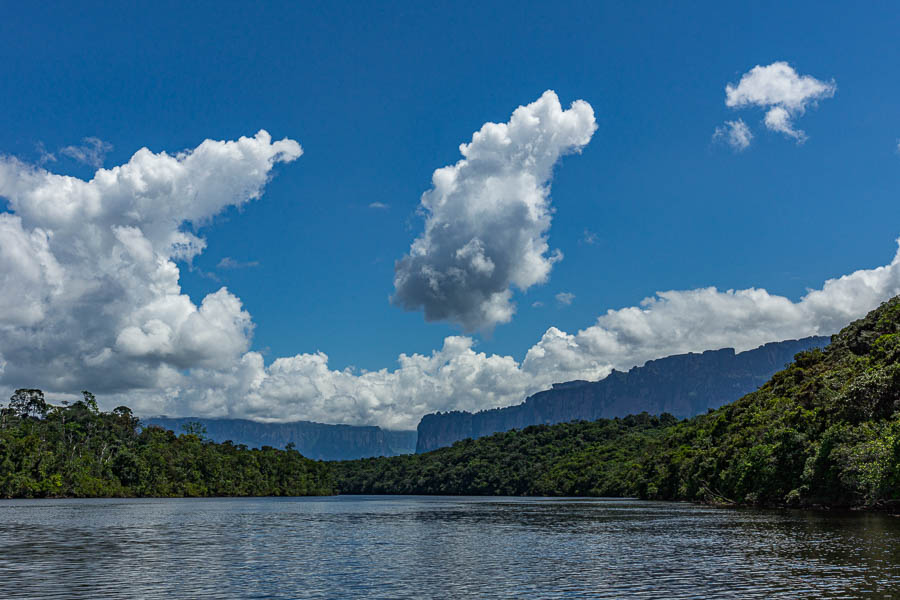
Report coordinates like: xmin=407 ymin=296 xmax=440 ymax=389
xmin=1 ymin=2 xmax=899 ymax=427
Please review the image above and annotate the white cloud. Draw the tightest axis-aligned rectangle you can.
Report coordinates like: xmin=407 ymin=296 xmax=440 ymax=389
xmin=391 ymin=90 xmax=597 ymax=332
xmin=764 ymin=106 xmax=805 ymax=142
xmin=0 ymin=130 xmax=301 ymax=393
xmin=723 ymin=61 xmax=835 ymax=143
xmin=2 ymin=124 xmax=900 ymax=432
xmin=713 ymin=119 xmax=753 ymax=150
xmin=100 ymin=238 xmax=900 ymax=430
xmin=59 ymin=137 xmax=114 ymax=168
xmin=526 ymin=243 xmax=900 ymax=378
xmin=218 ymin=257 xmax=260 ymax=269
xmin=35 ymin=142 xmax=56 ymax=165
xmin=241 ymin=241 xmax=900 ymax=429
xmin=725 ymin=62 xmax=835 ymax=111
xmin=368 ymin=201 xmax=389 ymax=209
xmin=555 ymin=291 xmax=575 ymax=306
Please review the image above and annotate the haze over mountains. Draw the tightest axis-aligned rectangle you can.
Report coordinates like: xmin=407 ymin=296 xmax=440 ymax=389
xmin=141 ymin=417 xmax=417 ymax=461
xmin=142 ymin=336 xmax=829 ymax=459
xmin=415 ymin=336 xmax=829 ymax=452
xmin=335 ymin=297 xmax=900 ymax=510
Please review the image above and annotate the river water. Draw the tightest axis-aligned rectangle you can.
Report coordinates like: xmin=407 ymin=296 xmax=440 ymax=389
xmin=0 ymin=496 xmax=897 ymax=599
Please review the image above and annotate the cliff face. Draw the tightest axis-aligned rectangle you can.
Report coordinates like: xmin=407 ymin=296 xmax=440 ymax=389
xmin=142 ymin=417 xmax=417 ymax=461
xmin=416 ymin=336 xmax=830 ymax=453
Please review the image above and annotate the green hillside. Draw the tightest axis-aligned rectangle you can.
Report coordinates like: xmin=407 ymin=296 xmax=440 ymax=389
xmin=3 ymin=298 xmax=898 ymax=506
xmin=0 ymin=393 xmax=333 ymax=498
xmin=336 ymin=298 xmax=900 ymax=509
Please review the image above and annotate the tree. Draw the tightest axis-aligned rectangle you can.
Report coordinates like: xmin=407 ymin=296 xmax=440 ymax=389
xmin=181 ymin=421 xmax=208 ymax=438
xmin=8 ymin=389 xmax=48 ymax=419
xmin=80 ymin=391 xmax=99 ymax=413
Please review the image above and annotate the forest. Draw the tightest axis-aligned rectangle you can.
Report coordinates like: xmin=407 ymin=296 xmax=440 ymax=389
xmin=0 ymin=390 xmax=333 ymax=498
xmin=3 ymin=298 xmax=900 ymax=508
xmin=336 ymin=298 xmax=900 ymax=509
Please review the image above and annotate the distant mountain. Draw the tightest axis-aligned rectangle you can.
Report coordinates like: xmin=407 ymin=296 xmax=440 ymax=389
xmin=338 ymin=300 xmax=900 ymax=510
xmin=415 ymin=336 xmax=830 ymax=453
xmin=142 ymin=417 xmax=417 ymax=461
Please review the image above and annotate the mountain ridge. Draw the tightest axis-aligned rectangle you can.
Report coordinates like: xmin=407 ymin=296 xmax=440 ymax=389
xmin=141 ymin=416 xmax=416 ymax=461
xmin=336 ymin=298 xmax=900 ymax=509
xmin=416 ymin=336 xmax=831 ymax=452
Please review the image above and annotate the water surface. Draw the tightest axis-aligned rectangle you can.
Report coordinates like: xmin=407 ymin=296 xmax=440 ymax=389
xmin=1 ymin=496 xmax=897 ymax=599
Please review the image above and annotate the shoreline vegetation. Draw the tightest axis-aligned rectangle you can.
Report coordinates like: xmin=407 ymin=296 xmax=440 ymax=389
xmin=336 ymin=298 xmax=900 ymax=511
xmin=0 ymin=392 xmax=333 ymax=498
xmin=3 ymin=299 xmax=900 ymax=510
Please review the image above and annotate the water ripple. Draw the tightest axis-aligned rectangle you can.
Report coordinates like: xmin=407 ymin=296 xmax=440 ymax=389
xmin=0 ymin=496 xmax=897 ymax=599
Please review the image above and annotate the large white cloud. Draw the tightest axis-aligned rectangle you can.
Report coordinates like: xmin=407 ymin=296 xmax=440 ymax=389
xmin=179 ymin=242 xmax=899 ymax=430
xmin=107 ymin=242 xmax=900 ymax=430
xmin=2 ymin=124 xmax=899 ymax=431
xmin=523 ymin=246 xmax=900 ymax=380
xmin=720 ymin=61 xmax=836 ymax=144
xmin=0 ymin=130 xmax=301 ymax=392
xmin=392 ymin=90 xmax=597 ymax=332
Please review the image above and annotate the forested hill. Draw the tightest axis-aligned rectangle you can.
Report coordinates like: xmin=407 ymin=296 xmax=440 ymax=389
xmin=337 ymin=299 xmax=900 ymax=509
xmin=416 ymin=336 xmax=829 ymax=452
xmin=142 ymin=417 xmax=416 ymax=460
xmin=0 ymin=394 xmax=334 ymax=498
xmin=5 ymin=298 xmax=900 ymax=505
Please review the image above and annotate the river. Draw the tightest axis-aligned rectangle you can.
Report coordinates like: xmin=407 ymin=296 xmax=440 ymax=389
xmin=1 ymin=496 xmax=897 ymax=598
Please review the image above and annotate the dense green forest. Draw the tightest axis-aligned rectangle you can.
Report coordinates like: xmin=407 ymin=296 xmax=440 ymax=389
xmin=337 ymin=413 xmax=675 ymax=496
xmin=3 ymin=298 xmax=900 ymax=507
xmin=0 ymin=391 xmax=333 ymax=498
xmin=336 ymin=298 xmax=900 ymax=509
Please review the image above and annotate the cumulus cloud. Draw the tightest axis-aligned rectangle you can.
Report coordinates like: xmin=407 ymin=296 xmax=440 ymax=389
xmin=392 ymin=90 xmax=597 ymax=332
xmin=555 ymin=292 xmax=575 ymax=306
xmin=368 ymin=201 xmax=389 ymax=209
xmin=136 ymin=238 xmax=900 ymax=430
xmin=523 ymin=244 xmax=900 ymax=380
xmin=59 ymin=137 xmax=114 ymax=168
xmin=100 ymin=239 xmax=900 ymax=430
xmin=2 ymin=124 xmax=900 ymax=431
xmin=723 ymin=61 xmax=836 ymax=143
xmin=0 ymin=130 xmax=301 ymax=393
xmin=713 ymin=119 xmax=753 ymax=150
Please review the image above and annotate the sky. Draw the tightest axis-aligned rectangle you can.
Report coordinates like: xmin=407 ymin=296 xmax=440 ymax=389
xmin=1 ymin=1 xmax=899 ymax=429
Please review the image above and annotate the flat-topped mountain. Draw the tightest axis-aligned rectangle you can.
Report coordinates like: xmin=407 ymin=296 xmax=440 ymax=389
xmin=142 ymin=417 xmax=416 ymax=461
xmin=336 ymin=298 xmax=900 ymax=509
xmin=416 ymin=336 xmax=830 ymax=452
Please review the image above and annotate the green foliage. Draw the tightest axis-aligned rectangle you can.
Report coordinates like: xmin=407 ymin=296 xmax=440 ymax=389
xmin=335 ymin=298 xmax=900 ymax=509
xmin=335 ymin=413 xmax=673 ymax=496
xmin=180 ymin=421 xmax=208 ymax=438
xmin=0 ymin=392 xmax=334 ymax=498
xmin=7 ymin=297 xmax=900 ymax=507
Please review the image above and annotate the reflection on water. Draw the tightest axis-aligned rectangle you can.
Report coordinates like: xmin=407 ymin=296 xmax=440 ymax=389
xmin=0 ymin=496 xmax=897 ymax=599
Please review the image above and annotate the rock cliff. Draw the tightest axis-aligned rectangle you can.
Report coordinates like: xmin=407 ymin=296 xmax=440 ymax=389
xmin=142 ymin=417 xmax=417 ymax=461
xmin=415 ymin=336 xmax=830 ymax=453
